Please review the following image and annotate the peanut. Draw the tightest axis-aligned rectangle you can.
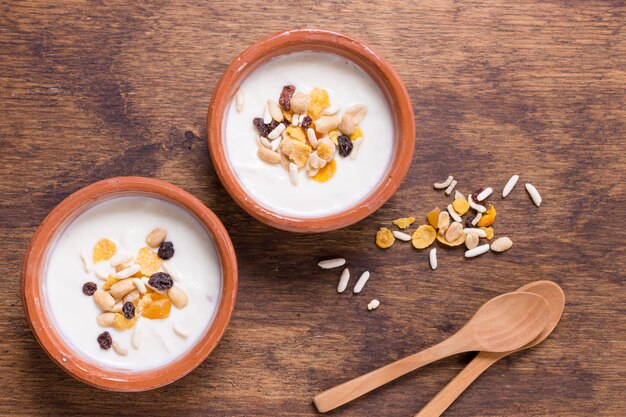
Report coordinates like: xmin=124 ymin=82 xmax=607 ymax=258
xmin=123 ymin=289 xmax=140 ymax=305
xmin=110 ymin=278 xmax=136 ymax=299
xmin=437 ymin=211 xmax=450 ymax=234
xmin=338 ymin=114 xmax=356 ymax=135
xmin=491 ymin=237 xmax=513 ymax=252
xmin=267 ymin=99 xmax=284 ymax=122
xmin=290 ymin=92 xmax=310 ymax=114
xmin=257 ymin=147 xmax=281 ymax=164
xmin=93 ymin=290 xmax=115 ymax=311
xmin=345 ymin=104 xmax=367 ymax=124
xmin=465 ymin=232 xmax=479 ymax=250
xmin=96 ymin=312 xmax=115 ymax=327
xmin=167 ymin=285 xmax=189 ymax=309
xmin=313 ymin=115 xmax=340 ymax=134
xmin=445 ymin=221 xmax=463 ymax=242
xmin=146 ymin=227 xmax=167 ymax=248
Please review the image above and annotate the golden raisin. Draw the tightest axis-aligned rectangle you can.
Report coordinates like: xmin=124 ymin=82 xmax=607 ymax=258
xmin=477 ymin=204 xmax=496 ymax=227
xmin=411 ymin=225 xmax=437 ymax=249
xmin=308 ymin=87 xmax=330 ymax=119
xmin=92 ymin=238 xmax=117 ymax=263
xmin=135 ymin=247 xmax=163 ymax=276
xmin=142 ymin=298 xmax=172 ymax=319
xmin=452 ymin=198 xmax=470 ymax=215
xmin=376 ymin=227 xmax=395 ymax=249
xmin=313 ymin=159 xmax=337 ymax=182
xmin=427 ymin=207 xmax=441 ymax=229
xmin=286 ymin=125 xmax=306 ymax=142
xmin=393 ymin=217 xmax=415 ymax=229
xmin=350 ymin=125 xmax=363 ymax=141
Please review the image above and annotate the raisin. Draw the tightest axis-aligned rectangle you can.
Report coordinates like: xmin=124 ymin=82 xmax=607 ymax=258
xmin=253 ymin=118 xmax=271 ymax=137
xmin=97 ymin=331 xmax=112 ymax=349
xmin=471 ymin=187 xmax=486 ymax=202
xmin=122 ymin=301 xmax=135 ymax=319
xmin=149 ymin=272 xmax=174 ymax=291
xmin=279 ymin=85 xmax=295 ymax=111
xmin=301 ymin=115 xmax=312 ymax=130
xmin=338 ymin=135 xmax=353 ymax=157
xmin=82 ymin=282 xmax=97 ymax=296
xmin=465 ymin=216 xmax=476 ymax=228
xmin=157 ymin=241 xmax=174 ymax=260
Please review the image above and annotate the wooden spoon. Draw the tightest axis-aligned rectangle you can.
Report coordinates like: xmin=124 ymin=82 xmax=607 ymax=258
xmin=313 ymin=292 xmax=550 ymax=413
xmin=414 ymin=280 xmax=565 ymax=417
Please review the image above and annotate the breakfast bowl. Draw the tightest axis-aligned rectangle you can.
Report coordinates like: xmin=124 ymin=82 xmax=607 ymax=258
xmin=207 ymin=29 xmax=415 ymax=232
xmin=21 ymin=177 xmax=238 ymax=391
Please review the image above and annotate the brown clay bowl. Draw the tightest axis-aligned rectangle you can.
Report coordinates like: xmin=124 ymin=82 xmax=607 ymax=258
xmin=207 ymin=29 xmax=415 ymax=233
xmin=21 ymin=177 xmax=238 ymax=391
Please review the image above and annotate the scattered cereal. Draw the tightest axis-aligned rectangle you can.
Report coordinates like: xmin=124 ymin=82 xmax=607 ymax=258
xmin=376 ymin=227 xmax=395 ymax=249
xmin=337 ymin=268 xmax=350 ymax=293
xmin=112 ymin=341 xmax=128 ymax=356
xmin=444 ymin=180 xmax=457 ymax=195
xmin=173 ymin=323 xmax=190 ymax=339
xmin=412 ymin=225 xmax=437 ymax=249
xmin=113 ymin=313 xmax=137 ymax=330
xmin=525 ymin=183 xmax=542 ymax=207
xmin=92 ymin=238 xmax=117 ymax=263
xmin=436 ymin=232 xmax=465 ymax=247
xmin=110 ymin=253 xmax=133 ymax=267
xmin=452 ymin=196 xmax=470 ymax=216
xmin=465 ymin=244 xmax=490 ymax=258
xmin=80 ymin=252 xmax=92 ymax=273
xmin=135 ymin=247 xmax=163 ymax=276
xmin=463 ymin=228 xmax=487 ymax=238
xmin=468 ymin=195 xmax=487 ymax=213
xmin=429 ymin=248 xmax=437 ymax=270
xmin=480 ymin=226 xmax=494 ymax=240
xmin=313 ymin=159 xmax=337 ymax=182
xmin=392 ymin=231 xmax=412 ymax=242
xmin=475 ymin=187 xmax=493 ymax=202
xmin=114 ymin=264 xmax=141 ymax=279
xmin=142 ymin=297 xmax=172 ymax=320
xmin=318 ymin=258 xmax=346 ymax=269
xmin=308 ymin=87 xmax=330 ymax=119
xmin=447 ymin=204 xmax=463 ymax=223
xmin=477 ymin=204 xmax=496 ymax=227
xmin=131 ymin=321 xmax=143 ymax=349
xmin=393 ymin=217 xmax=415 ymax=229
xmin=235 ymin=89 xmax=244 ymax=113
xmin=502 ymin=175 xmax=519 ymax=198
xmin=427 ymin=207 xmax=441 ymax=229
xmin=353 ymin=271 xmax=370 ymax=294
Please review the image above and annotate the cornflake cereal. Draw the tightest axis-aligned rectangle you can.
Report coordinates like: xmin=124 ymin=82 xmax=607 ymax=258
xmin=392 ymin=217 xmax=415 ymax=229
xmin=252 ymin=85 xmax=368 ymax=186
xmin=81 ymin=229 xmax=189 ymax=355
xmin=376 ymin=227 xmax=395 ymax=248
xmin=411 ymin=225 xmax=436 ymax=249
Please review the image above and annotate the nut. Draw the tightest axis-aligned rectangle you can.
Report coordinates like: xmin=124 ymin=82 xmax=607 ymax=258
xmin=313 ymin=115 xmax=340 ymax=134
xmin=267 ymin=99 xmax=284 ymax=122
xmin=257 ymin=147 xmax=281 ymax=164
xmin=123 ymin=289 xmax=140 ymax=305
xmin=338 ymin=114 xmax=356 ymax=135
xmin=491 ymin=237 xmax=513 ymax=252
xmin=290 ymin=92 xmax=310 ymax=114
xmin=465 ymin=232 xmax=479 ymax=249
xmin=344 ymin=104 xmax=367 ymax=124
xmin=93 ymin=289 xmax=115 ymax=311
xmin=146 ymin=228 xmax=167 ymax=248
xmin=445 ymin=221 xmax=463 ymax=242
xmin=110 ymin=278 xmax=136 ymax=299
xmin=308 ymin=152 xmax=327 ymax=170
xmin=167 ymin=285 xmax=189 ymax=309
xmin=437 ymin=211 xmax=450 ymax=234
xmin=96 ymin=312 xmax=115 ymax=327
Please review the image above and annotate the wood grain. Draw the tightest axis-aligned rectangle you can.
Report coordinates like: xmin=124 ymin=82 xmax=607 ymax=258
xmin=1 ymin=1 xmax=624 ymax=416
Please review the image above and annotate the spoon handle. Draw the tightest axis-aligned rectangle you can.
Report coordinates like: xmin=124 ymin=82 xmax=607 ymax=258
xmin=414 ymin=351 xmax=504 ymax=417
xmin=314 ymin=336 xmax=469 ymax=413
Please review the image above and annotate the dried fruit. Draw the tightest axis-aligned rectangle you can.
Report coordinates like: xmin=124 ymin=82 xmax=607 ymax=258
xmin=436 ymin=232 xmax=466 ymax=247
xmin=253 ymin=118 xmax=275 ymax=137
xmin=135 ymin=247 xmax=163 ymax=276
xmin=452 ymin=197 xmax=470 ymax=215
xmin=427 ymin=207 xmax=441 ymax=229
xmin=301 ymin=115 xmax=312 ymax=130
xmin=282 ymin=139 xmax=312 ymax=168
xmin=477 ymin=204 xmax=496 ymax=227
xmin=279 ymin=85 xmax=295 ymax=111
xmin=376 ymin=227 xmax=395 ymax=249
xmin=148 ymin=272 xmax=174 ymax=291
xmin=479 ymin=226 xmax=494 ymax=240
xmin=122 ymin=301 xmax=135 ymax=319
xmin=92 ymin=238 xmax=117 ymax=263
xmin=338 ymin=135 xmax=353 ymax=157
xmin=112 ymin=313 xmax=136 ymax=330
xmin=142 ymin=298 xmax=172 ymax=319
xmin=471 ymin=187 xmax=486 ymax=202
xmin=82 ymin=282 xmax=97 ymax=296
xmin=286 ymin=125 xmax=306 ymax=142
xmin=157 ymin=241 xmax=175 ymax=260
xmin=97 ymin=331 xmax=112 ymax=349
xmin=313 ymin=159 xmax=337 ymax=182
xmin=393 ymin=217 xmax=415 ymax=229
xmin=349 ymin=126 xmax=363 ymax=141
xmin=411 ymin=225 xmax=437 ymax=249
xmin=308 ymin=87 xmax=330 ymax=119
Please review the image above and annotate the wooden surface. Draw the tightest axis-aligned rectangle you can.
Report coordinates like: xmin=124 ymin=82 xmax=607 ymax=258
xmin=1 ymin=1 xmax=624 ymax=416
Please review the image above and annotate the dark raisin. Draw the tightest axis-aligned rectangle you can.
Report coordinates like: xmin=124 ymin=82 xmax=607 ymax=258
xmin=82 ymin=282 xmax=97 ymax=296
xmin=267 ymin=120 xmax=280 ymax=132
xmin=300 ymin=115 xmax=312 ymax=130
xmin=122 ymin=301 xmax=135 ymax=319
xmin=149 ymin=272 xmax=174 ymax=291
xmin=253 ymin=117 xmax=271 ymax=137
xmin=465 ymin=216 xmax=476 ymax=228
xmin=279 ymin=85 xmax=295 ymax=111
xmin=157 ymin=241 xmax=174 ymax=260
xmin=471 ymin=187 xmax=486 ymax=202
xmin=97 ymin=331 xmax=112 ymax=349
xmin=338 ymin=135 xmax=354 ymax=157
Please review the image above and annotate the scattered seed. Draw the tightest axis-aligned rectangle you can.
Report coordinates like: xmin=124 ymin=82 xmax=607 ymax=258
xmin=447 ymin=204 xmax=462 ymax=223
xmin=429 ymin=248 xmax=437 ymax=270
xmin=110 ymin=253 xmax=133 ymax=267
xmin=114 ymin=264 xmax=140 ymax=279
xmin=433 ymin=175 xmax=453 ymax=189
xmin=445 ymin=180 xmax=458 ymax=195
xmin=525 ymin=183 xmax=542 ymax=207
xmin=268 ymin=123 xmax=285 ymax=140
xmin=463 ymin=228 xmax=487 ymax=238
xmin=94 ymin=264 xmax=109 ymax=280
xmin=491 ymin=237 xmax=513 ymax=252
xmin=318 ymin=258 xmax=346 ymax=269
xmin=131 ymin=321 xmax=143 ymax=349
xmin=289 ymin=162 xmax=298 ymax=186
xmin=392 ymin=230 xmax=412 ymax=242
xmin=235 ymin=89 xmax=244 ymax=113
xmin=353 ymin=271 xmax=370 ymax=294
xmin=270 ymin=136 xmax=282 ymax=152
xmin=132 ymin=277 xmax=147 ymax=294
xmin=468 ymin=195 xmax=487 ymax=213
xmin=349 ymin=137 xmax=363 ymax=160
xmin=465 ymin=232 xmax=479 ymax=249
xmin=97 ymin=331 xmax=112 ymax=349
xmin=112 ymin=341 xmax=128 ymax=356
xmin=292 ymin=113 xmax=300 ymax=126
xmin=80 ymin=252 xmax=92 ymax=273
xmin=471 ymin=213 xmax=482 ymax=226
xmin=82 ymin=282 xmax=97 ymax=296
xmin=306 ymin=128 xmax=318 ymax=148
xmin=367 ymin=299 xmax=380 ymax=311
xmin=337 ymin=268 xmax=350 ymax=293
xmin=502 ymin=175 xmax=519 ymax=198
xmin=476 ymin=187 xmax=493 ymax=202
xmin=259 ymin=136 xmax=272 ymax=149
xmin=267 ymin=99 xmax=284 ymax=122
xmin=465 ymin=244 xmax=490 ymax=258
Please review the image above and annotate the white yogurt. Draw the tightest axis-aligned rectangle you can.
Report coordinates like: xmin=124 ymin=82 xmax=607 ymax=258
xmin=43 ymin=196 xmax=222 ymax=371
xmin=223 ymin=51 xmax=395 ymax=218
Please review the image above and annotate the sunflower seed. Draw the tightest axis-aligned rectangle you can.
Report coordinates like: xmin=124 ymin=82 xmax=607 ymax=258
xmin=235 ymin=89 xmax=244 ymax=113
xmin=434 ymin=175 xmax=453 ymax=189
xmin=491 ymin=237 xmax=513 ymax=252
xmin=525 ymin=183 xmax=542 ymax=206
xmin=289 ymin=162 xmax=298 ymax=186
xmin=133 ymin=277 xmax=147 ymax=294
xmin=80 ymin=252 xmax=92 ymax=273
xmin=367 ymin=299 xmax=380 ymax=311
xmin=447 ymin=204 xmax=462 ymax=222
xmin=475 ymin=187 xmax=493 ymax=202
xmin=337 ymin=268 xmax=350 ymax=293
xmin=306 ymin=128 xmax=318 ymax=148
xmin=268 ymin=99 xmax=284 ymax=122
xmin=259 ymin=135 xmax=271 ymax=148
xmin=429 ymin=248 xmax=437 ymax=270
xmin=114 ymin=264 xmax=140 ymax=279
xmin=468 ymin=195 xmax=487 ymax=213
xmin=349 ymin=137 xmax=363 ymax=160
xmin=112 ymin=341 xmax=128 ymax=356
xmin=268 ymin=123 xmax=286 ymax=140
xmin=502 ymin=175 xmax=519 ymax=198
xmin=463 ymin=228 xmax=487 ymax=238
xmin=471 ymin=213 xmax=482 ymax=226
xmin=353 ymin=271 xmax=370 ymax=294
xmin=110 ymin=253 xmax=133 ymax=267
xmin=318 ymin=258 xmax=346 ymax=269
xmin=465 ymin=244 xmax=490 ymax=258
xmin=263 ymin=105 xmax=272 ymax=124
xmin=392 ymin=231 xmax=412 ymax=242
xmin=292 ymin=113 xmax=300 ymax=126
xmin=173 ymin=323 xmax=190 ymax=340
xmin=270 ymin=136 xmax=282 ymax=151
xmin=445 ymin=180 xmax=458 ymax=195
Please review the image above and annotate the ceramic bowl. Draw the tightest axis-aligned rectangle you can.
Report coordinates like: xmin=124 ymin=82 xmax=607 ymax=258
xmin=207 ymin=29 xmax=415 ymax=232
xmin=21 ymin=177 xmax=238 ymax=391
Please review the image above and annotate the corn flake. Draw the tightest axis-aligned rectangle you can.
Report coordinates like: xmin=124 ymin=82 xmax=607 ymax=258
xmin=427 ymin=207 xmax=441 ymax=229
xmin=479 ymin=226 xmax=494 ymax=240
xmin=102 ymin=275 xmax=120 ymax=291
xmin=135 ymin=247 xmax=163 ymax=276
xmin=92 ymin=238 xmax=117 ymax=263
xmin=308 ymin=87 xmax=330 ymax=119
xmin=282 ymin=139 xmax=311 ymax=168
xmin=376 ymin=227 xmax=395 ymax=248
xmin=328 ymin=129 xmax=339 ymax=145
xmin=142 ymin=298 xmax=172 ymax=320
xmin=317 ymin=142 xmax=334 ymax=160
xmin=477 ymin=204 xmax=496 ymax=227
xmin=313 ymin=159 xmax=337 ymax=182
xmin=412 ymin=225 xmax=436 ymax=249
xmin=452 ymin=198 xmax=470 ymax=215
xmin=113 ymin=313 xmax=136 ymax=330
xmin=350 ymin=126 xmax=363 ymax=141
xmin=393 ymin=217 xmax=415 ymax=229
xmin=436 ymin=233 xmax=466 ymax=247
xmin=286 ymin=125 xmax=306 ymax=142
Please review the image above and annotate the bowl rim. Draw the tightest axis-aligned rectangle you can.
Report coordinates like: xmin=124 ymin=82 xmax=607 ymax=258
xmin=21 ymin=176 xmax=238 ymax=391
xmin=207 ymin=28 xmax=415 ymax=233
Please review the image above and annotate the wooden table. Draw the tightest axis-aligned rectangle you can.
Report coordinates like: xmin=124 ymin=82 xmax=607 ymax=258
xmin=1 ymin=1 xmax=624 ymax=416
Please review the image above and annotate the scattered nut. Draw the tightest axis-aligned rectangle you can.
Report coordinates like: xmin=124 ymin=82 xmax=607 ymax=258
xmin=93 ymin=289 xmax=115 ymax=311
xmin=96 ymin=312 xmax=116 ymax=328
xmin=314 ymin=115 xmax=340 ymax=134
xmin=267 ymin=99 xmax=284 ymax=122
xmin=437 ymin=211 xmax=451 ymax=234
xmin=338 ymin=113 xmax=356 ymax=135
xmin=290 ymin=92 xmax=310 ymax=114
xmin=110 ymin=279 xmax=137 ymax=299
xmin=445 ymin=221 xmax=463 ymax=242
xmin=344 ymin=104 xmax=367 ymax=124
xmin=167 ymin=285 xmax=189 ymax=309
xmin=491 ymin=237 xmax=513 ymax=252
xmin=257 ymin=147 xmax=281 ymax=164
xmin=465 ymin=232 xmax=479 ymax=250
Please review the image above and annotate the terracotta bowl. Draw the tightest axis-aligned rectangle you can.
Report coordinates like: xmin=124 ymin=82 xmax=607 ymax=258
xmin=21 ymin=177 xmax=238 ymax=391
xmin=207 ymin=29 xmax=415 ymax=233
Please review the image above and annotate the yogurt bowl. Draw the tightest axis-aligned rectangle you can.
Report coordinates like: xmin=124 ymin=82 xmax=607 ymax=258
xmin=208 ymin=29 xmax=415 ymax=232
xmin=22 ymin=177 xmax=237 ymax=391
